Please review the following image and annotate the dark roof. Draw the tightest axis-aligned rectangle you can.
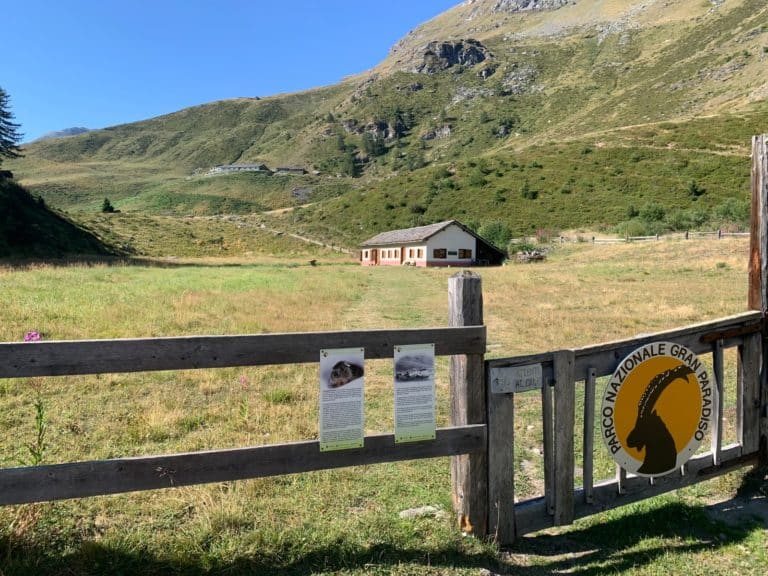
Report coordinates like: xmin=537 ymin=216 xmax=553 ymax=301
xmin=230 ymin=163 xmax=268 ymax=169
xmin=360 ymin=220 xmax=457 ymax=247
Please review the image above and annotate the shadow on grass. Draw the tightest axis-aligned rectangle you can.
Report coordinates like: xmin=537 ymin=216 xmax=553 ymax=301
xmin=507 ymin=499 xmax=760 ymax=575
xmin=506 ymin=467 xmax=768 ymax=574
xmin=1 ymin=496 xmax=763 ymax=576
xmin=0 ymin=255 xmax=342 ymax=270
xmin=0 ymin=540 xmax=503 ymax=576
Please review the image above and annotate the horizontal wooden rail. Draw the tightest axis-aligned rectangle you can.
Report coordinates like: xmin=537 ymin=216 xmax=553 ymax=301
xmin=487 ymin=311 xmax=761 ymax=382
xmin=0 ymin=326 xmax=486 ymax=378
xmin=0 ymin=425 xmax=486 ymax=505
xmin=514 ymin=444 xmax=758 ymax=537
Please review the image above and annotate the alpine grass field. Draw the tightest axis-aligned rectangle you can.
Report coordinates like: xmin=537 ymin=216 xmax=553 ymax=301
xmin=1 ymin=239 xmax=766 ymax=575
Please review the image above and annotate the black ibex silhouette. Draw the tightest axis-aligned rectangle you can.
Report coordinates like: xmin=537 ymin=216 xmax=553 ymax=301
xmin=626 ymin=364 xmax=695 ymax=475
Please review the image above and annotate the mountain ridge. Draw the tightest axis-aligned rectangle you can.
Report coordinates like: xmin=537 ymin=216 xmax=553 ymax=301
xmin=32 ymin=127 xmax=91 ymax=143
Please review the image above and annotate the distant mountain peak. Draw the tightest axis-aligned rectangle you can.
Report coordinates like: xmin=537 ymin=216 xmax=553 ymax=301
xmin=34 ymin=127 xmax=91 ymax=142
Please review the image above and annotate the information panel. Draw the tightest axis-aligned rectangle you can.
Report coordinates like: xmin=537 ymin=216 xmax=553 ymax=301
xmin=319 ymin=348 xmax=365 ymax=451
xmin=394 ymin=343 xmax=436 ymax=443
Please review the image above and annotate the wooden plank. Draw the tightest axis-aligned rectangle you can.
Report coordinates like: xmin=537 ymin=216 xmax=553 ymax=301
xmin=553 ymin=350 xmax=576 ymax=526
xmin=583 ymin=367 xmax=596 ymax=504
xmin=0 ymin=326 xmax=486 ymax=379
xmin=711 ymin=339 xmax=725 ymax=466
xmin=699 ymin=323 xmax=765 ymax=344
xmin=514 ymin=444 xmax=751 ymax=537
xmin=739 ymin=333 xmax=761 ymax=454
xmin=486 ymin=372 xmax=515 ymax=545
xmin=748 ymin=135 xmax=768 ymax=314
xmin=542 ymin=376 xmax=555 ymax=516
xmin=487 ymin=312 xmax=761 ymax=381
xmin=449 ymin=272 xmax=488 ymax=537
xmin=752 ymin=134 xmax=768 ymax=465
xmin=572 ymin=313 xmax=762 ymax=378
xmin=0 ymin=425 xmax=486 ymax=506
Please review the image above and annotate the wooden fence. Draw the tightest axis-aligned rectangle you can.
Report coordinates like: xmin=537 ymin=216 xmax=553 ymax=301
xmin=589 ymin=230 xmax=750 ymax=244
xmin=0 ymin=135 xmax=766 ymax=547
xmin=0 ymin=325 xmax=487 ymax=506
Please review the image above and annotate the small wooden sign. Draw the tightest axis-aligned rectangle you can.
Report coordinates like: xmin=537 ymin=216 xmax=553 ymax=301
xmin=490 ymin=363 xmax=543 ymax=394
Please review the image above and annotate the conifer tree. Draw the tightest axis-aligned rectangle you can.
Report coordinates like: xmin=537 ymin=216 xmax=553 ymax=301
xmin=0 ymin=87 xmax=23 ymax=165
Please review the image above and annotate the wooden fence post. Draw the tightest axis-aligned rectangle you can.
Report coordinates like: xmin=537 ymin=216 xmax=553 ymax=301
xmin=553 ymin=350 xmax=576 ymax=525
xmin=748 ymin=134 xmax=768 ymax=465
xmin=449 ymin=271 xmax=488 ymax=537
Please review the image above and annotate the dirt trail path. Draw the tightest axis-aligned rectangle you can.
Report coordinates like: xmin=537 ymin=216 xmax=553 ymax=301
xmin=199 ymin=214 xmax=353 ymax=254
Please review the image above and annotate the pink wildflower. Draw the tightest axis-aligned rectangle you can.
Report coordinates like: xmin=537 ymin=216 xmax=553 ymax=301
xmin=23 ymin=331 xmax=42 ymax=342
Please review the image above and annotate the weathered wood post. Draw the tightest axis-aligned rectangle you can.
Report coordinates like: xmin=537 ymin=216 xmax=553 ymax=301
xmin=552 ymin=350 xmax=576 ymax=525
xmin=748 ymin=134 xmax=768 ymax=465
xmin=449 ymin=271 xmax=488 ymax=537
xmin=487 ymin=360 xmax=515 ymax=543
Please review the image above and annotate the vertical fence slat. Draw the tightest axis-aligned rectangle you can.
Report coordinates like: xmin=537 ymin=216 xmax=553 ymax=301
xmin=553 ymin=350 xmax=576 ymax=526
xmin=542 ymin=377 xmax=555 ymax=516
xmin=739 ymin=333 xmax=761 ymax=455
xmin=711 ymin=339 xmax=725 ymax=466
xmin=616 ymin=465 xmax=628 ymax=494
xmin=583 ymin=367 xmax=596 ymax=504
xmin=487 ymin=380 xmax=515 ymax=545
xmin=449 ymin=271 xmax=488 ymax=537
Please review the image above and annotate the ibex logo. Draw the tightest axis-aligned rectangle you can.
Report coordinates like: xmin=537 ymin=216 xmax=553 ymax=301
xmin=600 ymin=342 xmax=714 ymax=477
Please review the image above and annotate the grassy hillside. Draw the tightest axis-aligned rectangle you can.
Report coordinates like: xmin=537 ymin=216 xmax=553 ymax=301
xmin=269 ymin=111 xmax=761 ymax=245
xmin=74 ymin=212 xmax=349 ymax=259
xmin=6 ymin=0 xmax=768 ymax=250
xmin=0 ymin=177 xmax=112 ymax=258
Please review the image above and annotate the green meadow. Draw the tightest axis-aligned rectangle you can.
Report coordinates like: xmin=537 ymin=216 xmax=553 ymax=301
xmin=1 ymin=239 xmax=765 ymax=575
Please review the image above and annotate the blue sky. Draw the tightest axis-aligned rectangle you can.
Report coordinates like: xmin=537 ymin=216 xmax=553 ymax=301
xmin=5 ymin=1 xmax=459 ymax=142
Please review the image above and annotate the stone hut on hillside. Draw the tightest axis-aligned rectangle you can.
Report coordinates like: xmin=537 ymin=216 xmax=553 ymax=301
xmin=208 ymin=163 xmax=271 ymax=175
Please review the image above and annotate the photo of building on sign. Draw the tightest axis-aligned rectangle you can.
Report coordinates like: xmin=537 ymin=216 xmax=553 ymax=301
xmin=394 ymin=344 xmax=436 ymax=444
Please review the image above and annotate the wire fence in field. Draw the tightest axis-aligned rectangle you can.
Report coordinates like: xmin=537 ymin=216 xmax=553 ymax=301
xmin=519 ymin=230 xmax=752 ymax=245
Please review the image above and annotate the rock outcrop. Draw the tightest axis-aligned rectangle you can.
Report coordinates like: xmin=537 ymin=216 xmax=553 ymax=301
xmin=415 ymin=39 xmax=491 ymax=74
xmin=462 ymin=0 xmax=572 ymax=12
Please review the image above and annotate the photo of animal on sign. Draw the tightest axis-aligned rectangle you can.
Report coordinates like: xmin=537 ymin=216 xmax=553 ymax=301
xmin=327 ymin=360 xmax=364 ymax=389
xmin=600 ymin=342 xmax=715 ymax=477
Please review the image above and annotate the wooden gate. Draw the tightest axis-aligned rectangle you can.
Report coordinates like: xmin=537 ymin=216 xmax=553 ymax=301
xmin=449 ymin=135 xmax=768 ymax=544
xmin=482 ymin=312 xmax=763 ymax=544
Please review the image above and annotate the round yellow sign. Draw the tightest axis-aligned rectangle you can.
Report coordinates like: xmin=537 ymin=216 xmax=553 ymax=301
xmin=600 ymin=342 xmax=715 ymax=477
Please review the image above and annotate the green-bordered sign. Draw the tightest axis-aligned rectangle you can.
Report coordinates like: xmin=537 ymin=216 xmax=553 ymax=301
xmin=600 ymin=342 xmax=715 ymax=477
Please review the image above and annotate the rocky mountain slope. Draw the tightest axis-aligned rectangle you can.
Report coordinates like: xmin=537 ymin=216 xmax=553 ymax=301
xmin=7 ymin=0 xmax=768 ymax=248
